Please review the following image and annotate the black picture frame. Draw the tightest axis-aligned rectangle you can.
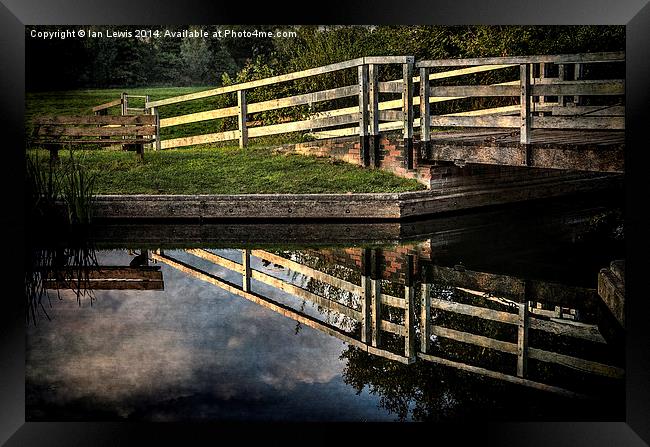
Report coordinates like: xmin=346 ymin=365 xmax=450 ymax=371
xmin=2 ymin=0 xmax=649 ymax=444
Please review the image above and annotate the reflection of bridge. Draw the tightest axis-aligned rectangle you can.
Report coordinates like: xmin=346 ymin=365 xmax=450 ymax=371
xmin=150 ymin=245 xmax=623 ymax=399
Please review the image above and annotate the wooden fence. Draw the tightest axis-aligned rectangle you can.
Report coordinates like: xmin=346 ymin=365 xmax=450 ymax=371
xmin=149 ymin=247 xmax=623 ymax=398
xmin=92 ymin=52 xmax=623 ymax=170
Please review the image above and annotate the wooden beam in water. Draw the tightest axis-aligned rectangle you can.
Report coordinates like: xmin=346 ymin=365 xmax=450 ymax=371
xmin=417 ymin=352 xmax=585 ymax=399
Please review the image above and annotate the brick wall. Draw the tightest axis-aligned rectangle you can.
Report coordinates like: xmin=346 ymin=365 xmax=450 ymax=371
xmin=274 ymin=132 xmax=566 ymax=190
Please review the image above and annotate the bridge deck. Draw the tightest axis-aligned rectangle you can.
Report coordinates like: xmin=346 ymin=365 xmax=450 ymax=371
xmin=425 ymin=129 xmax=624 ymax=173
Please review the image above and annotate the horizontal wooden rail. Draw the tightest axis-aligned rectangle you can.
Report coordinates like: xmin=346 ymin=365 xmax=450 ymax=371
xmin=146 ymin=56 xmax=410 ymax=109
xmin=160 ymin=107 xmax=238 ymax=128
xmin=34 ymin=115 xmax=155 ymax=126
xmin=430 ymin=297 xmax=605 ymax=344
xmin=91 ymin=98 xmax=123 ymax=113
xmin=417 ymin=51 xmax=624 ymax=67
xmin=430 ymin=324 xmax=623 ymax=378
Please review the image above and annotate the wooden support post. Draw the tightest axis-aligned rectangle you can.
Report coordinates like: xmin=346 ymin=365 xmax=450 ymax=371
xmin=46 ymin=144 xmax=59 ymax=167
xmin=358 ymin=65 xmax=370 ymax=167
xmin=136 ymin=143 xmax=144 ymax=162
xmin=419 ymin=66 xmax=431 ymax=159
xmin=558 ymin=64 xmax=566 ymax=107
xmin=404 ymin=255 xmax=416 ymax=360
xmin=517 ymin=282 xmax=530 ymax=377
xmin=121 ymin=92 xmax=128 ymax=116
xmin=573 ymin=63 xmax=583 ymax=106
xmin=402 ymin=58 xmax=415 ymax=169
xmin=539 ymin=62 xmax=546 ymax=107
xmin=368 ymin=64 xmax=380 ymax=168
xmin=151 ymin=106 xmax=161 ymax=151
xmin=520 ymin=64 xmax=532 ymax=146
xmin=242 ymin=249 xmax=251 ymax=292
xmin=360 ymin=248 xmax=373 ymax=344
xmin=421 ymin=281 xmax=431 ymax=354
xmin=237 ymin=90 xmax=248 ymax=148
xmin=370 ymin=249 xmax=381 ymax=347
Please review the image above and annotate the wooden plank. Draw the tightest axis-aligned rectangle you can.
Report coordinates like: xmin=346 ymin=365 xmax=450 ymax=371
xmin=528 ymin=348 xmax=624 ymax=379
xmin=443 ymin=105 xmax=520 ymax=117
xmin=151 ymin=107 xmax=161 ymax=151
xmin=429 ymin=85 xmax=520 ymax=97
xmin=91 ymin=98 xmax=123 ymax=113
xmin=363 ymin=56 xmax=412 ymax=65
xmin=34 ymin=115 xmax=156 ymax=126
xmin=238 ymin=90 xmax=248 ymax=148
xmin=251 ymin=250 xmax=363 ymax=295
xmin=146 ymin=57 xmax=366 ymax=108
xmin=421 ymin=283 xmax=432 ymax=353
xmin=430 ymin=297 xmax=519 ymax=324
xmin=159 ymin=107 xmax=238 ymax=128
xmin=532 ymin=116 xmax=624 ymax=130
xmin=358 ymin=65 xmax=369 ymax=137
xmin=44 ymin=280 xmax=164 ymax=290
xmin=417 ymin=352 xmax=584 ymax=398
xmin=37 ymin=125 xmax=156 ymax=137
xmin=418 ymin=64 xmax=516 ymax=82
xmin=517 ymin=300 xmax=530 ymax=377
xmin=378 ymin=81 xmax=403 ymax=93
xmin=531 ymin=80 xmax=624 ymax=96
xmin=416 ymin=51 xmax=625 ymax=67
xmin=185 ymin=248 xmax=244 ymax=274
xmin=549 ymin=105 xmax=625 ymax=116
xmin=160 ymin=130 xmax=239 ymax=149
xmin=431 ymin=325 xmax=518 ymax=353
xmin=404 ymin=256 xmax=416 ymax=359
xmin=248 ymin=113 xmax=360 ymax=138
xmin=44 ymin=266 xmax=162 ymax=281
xmin=419 ymin=67 xmax=431 ymax=146
xmin=250 ymin=269 xmax=361 ymax=320
xmin=521 ymin=64 xmax=532 ymax=144
xmin=368 ymin=65 xmax=379 ymax=137
xmin=33 ymin=139 xmax=151 ymax=145
xmin=429 ymin=115 xmax=519 ymax=128
xmin=371 ymin=278 xmax=381 ymax=347
xmin=381 ymin=319 xmax=406 ymax=336
xmin=242 ymin=249 xmax=251 ymax=292
xmin=378 ymin=110 xmax=404 ymax=121
xmin=248 ymin=85 xmax=357 ymax=114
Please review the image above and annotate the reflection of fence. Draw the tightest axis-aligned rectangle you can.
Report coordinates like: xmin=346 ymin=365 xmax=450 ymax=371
xmin=149 ymin=247 xmax=623 ymax=398
xmin=43 ymin=266 xmax=163 ymax=290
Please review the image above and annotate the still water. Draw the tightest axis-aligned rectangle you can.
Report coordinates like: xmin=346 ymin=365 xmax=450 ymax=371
xmin=26 ymin=197 xmax=625 ymax=422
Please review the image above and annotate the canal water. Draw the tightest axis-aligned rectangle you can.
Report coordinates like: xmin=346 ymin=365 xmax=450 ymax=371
xmin=25 ymin=196 xmax=625 ymax=422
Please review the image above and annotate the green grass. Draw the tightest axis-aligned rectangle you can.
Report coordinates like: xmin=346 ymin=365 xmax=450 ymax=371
xmin=26 ymin=87 xmax=313 ymax=145
xmin=30 ymin=147 xmax=424 ymax=195
xmin=26 ymin=87 xmax=425 ymax=195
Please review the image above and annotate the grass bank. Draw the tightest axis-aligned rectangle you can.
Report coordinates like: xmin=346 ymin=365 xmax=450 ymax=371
xmin=29 ymin=147 xmax=424 ymax=195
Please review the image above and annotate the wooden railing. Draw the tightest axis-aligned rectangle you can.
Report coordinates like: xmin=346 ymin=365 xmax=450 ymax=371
xmin=417 ymin=51 xmax=625 ymax=148
xmin=149 ymin=247 xmax=623 ymax=398
xmin=88 ymin=52 xmax=624 ymax=169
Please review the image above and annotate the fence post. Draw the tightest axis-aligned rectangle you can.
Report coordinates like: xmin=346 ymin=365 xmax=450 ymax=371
xmin=419 ymin=66 xmax=431 ymax=159
xmin=120 ymin=92 xmax=128 ymax=116
xmin=360 ymin=248 xmax=373 ymax=344
xmin=421 ymin=280 xmax=431 ymax=354
xmin=402 ymin=57 xmax=415 ymax=169
xmin=358 ymin=64 xmax=370 ymax=167
xmin=370 ymin=248 xmax=381 ymax=348
xmin=520 ymin=64 xmax=532 ymax=146
xmin=150 ymin=106 xmax=161 ymax=151
xmin=558 ymin=64 xmax=566 ymax=107
xmin=517 ymin=282 xmax=530 ymax=377
xmin=242 ymin=249 xmax=251 ymax=292
xmin=237 ymin=89 xmax=248 ymax=148
xmin=368 ymin=64 xmax=380 ymax=167
xmin=404 ymin=255 xmax=416 ymax=361
xmin=573 ymin=63 xmax=583 ymax=106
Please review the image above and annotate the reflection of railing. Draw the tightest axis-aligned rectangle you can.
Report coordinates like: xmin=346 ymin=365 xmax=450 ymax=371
xmin=43 ymin=266 xmax=164 ymax=290
xmin=150 ymin=247 xmax=623 ymax=398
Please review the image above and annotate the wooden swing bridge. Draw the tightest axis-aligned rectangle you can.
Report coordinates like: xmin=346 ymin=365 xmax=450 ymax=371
xmin=86 ymin=51 xmax=624 ymax=173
